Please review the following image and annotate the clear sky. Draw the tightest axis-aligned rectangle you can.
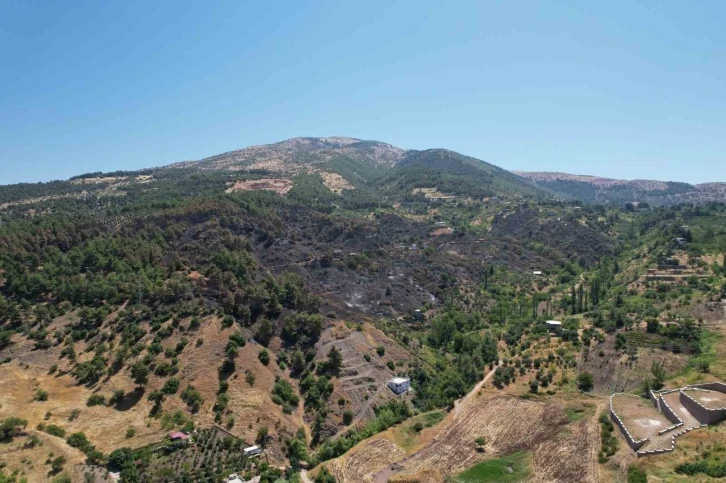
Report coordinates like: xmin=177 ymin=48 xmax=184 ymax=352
xmin=1 ymin=0 xmax=724 ymax=185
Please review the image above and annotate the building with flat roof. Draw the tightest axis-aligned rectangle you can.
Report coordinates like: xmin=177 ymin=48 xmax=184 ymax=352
xmin=388 ymin=377 xmax=411 ymax=395
xmin=545 ymin=320 xmax=562 ymax=333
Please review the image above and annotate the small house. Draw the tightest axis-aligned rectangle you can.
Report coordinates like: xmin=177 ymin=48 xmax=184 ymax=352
xmin=226 ymin=475 xmax=260 ymax=483
xmin=168 ymin=432 xmax=190 ymax=441
xmin=388 ymin=377 xmax=411 ymax=395
xmin=244 ymin=445 xmax=262 ymax=457
xmin=545 ymin=320 xmax=562 ymax=334
xmin=532 ymin=270 xmax=542 ymax=276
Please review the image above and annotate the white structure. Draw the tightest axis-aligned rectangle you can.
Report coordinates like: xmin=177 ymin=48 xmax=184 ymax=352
xmin=226 ymin=475 xmax=260 ymax=483
xmin=243 ymin=445 xmax=262 ymax=457
xmin=388 ymin=377 xmax=411 ymax=395
xmin=532 ymin=271 xmax=542 ymax=276
xmin=545 ymin=320 xmax=562 ymax=333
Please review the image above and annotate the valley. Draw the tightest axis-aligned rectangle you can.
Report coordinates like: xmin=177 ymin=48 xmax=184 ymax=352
xmin=0 ymin=137 xmax=725 ymax=483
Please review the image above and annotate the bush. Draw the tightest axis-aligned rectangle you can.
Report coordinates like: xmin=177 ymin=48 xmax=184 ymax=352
xmin=376 ymin=346 xmax=385 ymax=357
xmin=86 ymin=394 xmax=106 ymax=406
xmin=0 ymin=417 xmax=28 ymax=441
xmin=66 ymin=432 xmax=93 ymax=453
xmin=180 ymin=386 xmax=203 ymax=413
xmin=343 ymin=410 xmax=353 ymax=425
xmin=259 ymin=349 xmax=270 ymax=366
xmin=162 ymin=377 xmax=180 ymax=394
xmin=577 ymin=372 xmax=594 ymax=392
xmin=627 ymin=465 xmax=648 ymax=483
xmin=34 ymin=389 xmax=49 ymax=401
xmin=44 ymin=424 xmax=66 ymax=438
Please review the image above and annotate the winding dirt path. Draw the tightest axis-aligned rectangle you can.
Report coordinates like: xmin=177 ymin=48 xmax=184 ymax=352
xmin=454 ymin=362 xmax=499 ymax=416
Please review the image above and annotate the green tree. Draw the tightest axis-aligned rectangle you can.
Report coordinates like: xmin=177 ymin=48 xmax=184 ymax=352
xmin=577 ymin=372 xmax=594 ymax=392
xmin=130 ymin=363 xmax=149 ymax=386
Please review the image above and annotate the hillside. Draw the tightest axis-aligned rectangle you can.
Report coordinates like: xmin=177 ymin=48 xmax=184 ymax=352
xmin=516 ymin=171 xmax=726 ymax=206
xmin=1 ymin=137 xmax=726 ymax=483
xmin=176 ymin=137 xmax=407 ymax=173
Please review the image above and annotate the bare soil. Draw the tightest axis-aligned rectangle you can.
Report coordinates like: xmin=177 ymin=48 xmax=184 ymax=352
xmin=611 ymin=394 xmax=670 ymax=441
xmin=225 ymin=178 xmax=293 ymax=194
xmin=692 ymin=390 xmax=726 ymax=409
xmin=320 ymin=172 xmax=353 ymax=194
xmin=391 ymin=395 xmax=567 ymax=477
xmin=325 ymin=438 xmax=405 ymax=483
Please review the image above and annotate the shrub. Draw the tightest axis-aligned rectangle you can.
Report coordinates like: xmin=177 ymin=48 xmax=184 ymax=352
xmin=0 ymin=417 xmax=28 ymax=441
xmin=34 ymin=389 xmax=49 ymax=401
xmin=162 ymin=377 xmax=180 ymax=394
xmin=86 ymin=394 xmax=106 ymax=406
xmin=259 ymin=349 xmax=270 ymax=366
xmin=180 ymin=386 xmax=203 ymax=413
xmin=627 ymin=465 xmax=648 ymax=483
xmin=577 ymin=372 xmax=594 ymax=392
xmin=45 ymin=424 xmax=67 ymax=438
xmin=343 ymin=410 xmax=353 ymax=425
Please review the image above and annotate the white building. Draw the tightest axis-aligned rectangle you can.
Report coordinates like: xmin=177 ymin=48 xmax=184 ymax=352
xmin=226 ymin=475 xmax=260 ymax=483
xmin=243 ymin=445 xmax=262 ymax=457
xmin=545 ymin=320 xmax=562 ymax=333
xmin=388 ymin=377 xmax=411 ymax=395
xmin=532 ymin=271 xmax=542 ymax=276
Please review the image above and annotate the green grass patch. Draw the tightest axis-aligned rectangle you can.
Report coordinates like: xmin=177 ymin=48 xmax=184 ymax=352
xmin=454 ymin=451 xmax=531 ymax=483
xmin=679 ymin=328 xmax=723 ymax=382
xmin=564 ymin=403 xmax=593 ymax=423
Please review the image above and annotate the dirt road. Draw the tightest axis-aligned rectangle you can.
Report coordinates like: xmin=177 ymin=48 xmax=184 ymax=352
xmin=300 ymin=470 xmax=313 ymax=483
xmin=454 ymin=362 xmax=499 ymax=416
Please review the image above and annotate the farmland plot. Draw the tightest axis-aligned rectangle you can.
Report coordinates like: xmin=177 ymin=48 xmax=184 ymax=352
xmin=325 ymin=438 xmax=405 ymax=483
xmin=393 ymin=395 xmax=567 ymax=477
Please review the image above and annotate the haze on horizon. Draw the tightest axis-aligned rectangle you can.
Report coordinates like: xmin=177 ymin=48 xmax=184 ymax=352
xmin=1 ymin=0 xmax=724 ymax=185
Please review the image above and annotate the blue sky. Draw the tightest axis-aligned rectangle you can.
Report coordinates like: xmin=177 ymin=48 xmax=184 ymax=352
xmin=1 ymin=0 xmax=724 ymax=185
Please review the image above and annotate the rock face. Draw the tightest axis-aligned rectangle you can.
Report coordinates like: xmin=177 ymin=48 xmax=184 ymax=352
xmin=187 ymin=137 xmax=408 ymax=173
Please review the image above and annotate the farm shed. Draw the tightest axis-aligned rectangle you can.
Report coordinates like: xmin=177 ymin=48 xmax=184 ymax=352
xmin=244 ymin=445 xmax=262 ymax=457
xmin=388 ymin=377 xmax=411 ymax=395
xmin=168 ymin=431 xmax=190 ymax=441
xmin=545 ymin=320 xmax=562 ymax=334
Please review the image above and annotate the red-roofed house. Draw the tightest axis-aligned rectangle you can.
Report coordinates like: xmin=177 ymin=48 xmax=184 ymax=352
xmin=169 ymin=432 xmax=190 ymax=441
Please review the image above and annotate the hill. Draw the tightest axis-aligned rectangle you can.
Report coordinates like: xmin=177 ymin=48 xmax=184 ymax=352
xmin=176 ymin=137 xmax=407 ymax=173
xmin=1 ymin=137 xmax=726 ymax=483
xmin=381 ymin=149 xmax=548 ymax=199
xmin=516 ymin=171 xmax=726 ymax=206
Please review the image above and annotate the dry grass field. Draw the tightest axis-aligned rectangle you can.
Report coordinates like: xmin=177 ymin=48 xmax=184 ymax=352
xmin=224 ymin=178 xmax=294 ymax=194
xmin=320 ymin=172 xmax=353 ymax=194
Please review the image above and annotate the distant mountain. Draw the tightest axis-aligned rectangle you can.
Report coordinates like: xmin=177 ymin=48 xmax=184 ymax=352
xmin=171 ymin=137 xmax=408 ymax=173
xmin=515 ymin=171 xmax=726 ymax=206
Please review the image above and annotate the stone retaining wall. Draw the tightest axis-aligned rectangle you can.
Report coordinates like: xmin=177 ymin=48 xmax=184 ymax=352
xmin=680 ymin=390 xmax=726 ymax=425
xmin=659 ymin=394 xmax=683 ymax=426
xmin=610 ymin=394 xmax=649 ymax=451
xmin=649 ymin=389 xmax=660 ymax=409
xmin=690 ymin=382 xmax=726 ymax=393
